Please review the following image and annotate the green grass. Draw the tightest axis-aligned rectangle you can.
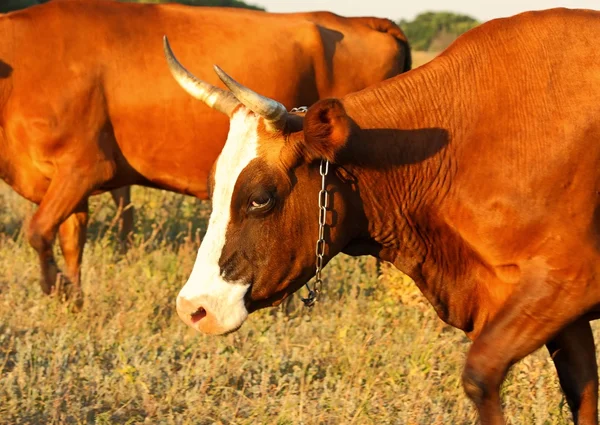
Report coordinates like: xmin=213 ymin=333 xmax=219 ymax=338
xmin=0 ymin=180 xmax=587 ymax=424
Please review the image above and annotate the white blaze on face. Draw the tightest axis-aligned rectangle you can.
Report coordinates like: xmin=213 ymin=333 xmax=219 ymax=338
xmin=177 ymin=109 xmax=260 ymax=334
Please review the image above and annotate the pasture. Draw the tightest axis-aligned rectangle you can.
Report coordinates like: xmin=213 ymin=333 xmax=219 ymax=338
xmin=0 ymin=52 xmax=590 ymax=425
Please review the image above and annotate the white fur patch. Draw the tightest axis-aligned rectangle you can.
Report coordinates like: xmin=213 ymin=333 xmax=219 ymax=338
xmin=177 ymin=110 xmax=259 ymax=334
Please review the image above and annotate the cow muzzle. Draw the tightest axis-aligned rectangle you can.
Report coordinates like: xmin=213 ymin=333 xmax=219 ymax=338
xmin=176 ymin=276 xmax=250 ymax=335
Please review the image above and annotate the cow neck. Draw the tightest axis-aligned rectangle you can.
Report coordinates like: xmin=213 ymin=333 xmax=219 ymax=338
xmin=338 ymin=58 xmax=480 ymax=332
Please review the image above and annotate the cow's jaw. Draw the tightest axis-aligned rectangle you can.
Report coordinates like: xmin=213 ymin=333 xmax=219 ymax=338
xmin=176 ymin=110 xmax=259 ymax=335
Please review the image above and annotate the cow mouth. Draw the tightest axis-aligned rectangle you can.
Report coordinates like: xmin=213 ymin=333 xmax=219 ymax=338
xmin=245 ymin=280 xmax=307 ymax=313
xmin=219 ymin=322 xmax=245 ymax=336
xmin=245 ymin=291 xmax=285 ymax=313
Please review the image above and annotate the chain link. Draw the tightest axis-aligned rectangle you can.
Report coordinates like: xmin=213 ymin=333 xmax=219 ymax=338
xmin=290 ymin=106 xmax=308 ymax=113
xmin=302 ymin=158 xmax=329 ymax=307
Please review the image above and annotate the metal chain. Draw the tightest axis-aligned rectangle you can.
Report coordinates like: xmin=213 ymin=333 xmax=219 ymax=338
xmin=302 ymin=158 xmax=330 ymax=307
xmin=290 ymin=106 xmax=329 ymax=307
xmin=290 ymin=106 xmax=308 ymax=113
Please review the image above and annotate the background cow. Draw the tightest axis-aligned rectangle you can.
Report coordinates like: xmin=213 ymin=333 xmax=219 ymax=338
xmin=166 ymin=8 xmax=600 ymax=425
xmin=0 ymin=0 xmax=410 ymax=305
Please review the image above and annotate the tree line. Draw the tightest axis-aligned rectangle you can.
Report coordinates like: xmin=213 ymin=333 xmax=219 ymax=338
xmin=1 ymin=0 xmax=479 ymax=52
xmin=399 ymin=11 xmax=480 ymax=51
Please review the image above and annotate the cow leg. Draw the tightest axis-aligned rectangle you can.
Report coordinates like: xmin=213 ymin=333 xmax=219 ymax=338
xmin=27 ymin=173 xmax=96 ymax=300
xmin=110 ymin=186 xmax=133 ymax=254
xmin=57 ymin=202 xmax=89 ymax=309
xmin=546 ymin=319 xmax=598 ymax=425
xmin=461 ymin=277 xmax=593 ymax=425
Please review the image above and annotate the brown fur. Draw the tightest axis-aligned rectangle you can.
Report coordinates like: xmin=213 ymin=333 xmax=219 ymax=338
xmin=0 ymin=0 xmax=411 ymax=303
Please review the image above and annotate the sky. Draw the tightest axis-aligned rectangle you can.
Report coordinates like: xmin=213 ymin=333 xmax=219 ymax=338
xmin=255 ymin=1 xmax=598 ymax=22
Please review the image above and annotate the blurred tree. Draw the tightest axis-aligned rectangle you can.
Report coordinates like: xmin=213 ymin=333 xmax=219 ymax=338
xmin=0 ymin=0 xmax=264 ymax=13
xmin=0 ymin=0 xmax=42 ymax=13
xmin=399 ymin=12 xmax=480 ymax=51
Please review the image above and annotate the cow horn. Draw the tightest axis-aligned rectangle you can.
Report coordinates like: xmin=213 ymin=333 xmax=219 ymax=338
xmin=213 ymin=65 xmax=288 ymax=131
xmin=163 ymin=36 xmax=240 ymax=116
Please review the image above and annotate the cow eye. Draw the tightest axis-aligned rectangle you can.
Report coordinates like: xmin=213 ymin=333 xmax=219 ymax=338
xmin=248 ymin=192 xmax=274 ymax=213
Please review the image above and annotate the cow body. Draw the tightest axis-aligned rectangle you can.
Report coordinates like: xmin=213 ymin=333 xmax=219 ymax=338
xmin=167 ymin=8 xmax=600 ymax=424
xmin=0 ymin=0 xmax=410 ymax=302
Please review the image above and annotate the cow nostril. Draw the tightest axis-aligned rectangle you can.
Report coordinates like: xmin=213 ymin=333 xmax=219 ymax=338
xmin=190 ymin=306 xmax=207 ymax=323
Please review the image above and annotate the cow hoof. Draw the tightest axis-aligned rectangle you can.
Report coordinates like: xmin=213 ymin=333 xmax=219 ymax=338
xmin=40 ymin=259 xmax=60 ymax=295
xmin=53 ymin=273 xmax=84 ymax=312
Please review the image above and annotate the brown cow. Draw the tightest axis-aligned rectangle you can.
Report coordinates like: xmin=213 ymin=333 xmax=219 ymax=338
xmin=168 ymin=8 xmax=600 ymax=425
xmin=0 ymin=0 xmax=410 ymax=304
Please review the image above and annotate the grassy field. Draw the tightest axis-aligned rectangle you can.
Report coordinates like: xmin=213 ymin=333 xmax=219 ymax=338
xmin=0 ymin=51 xmax=590 ymax=424
xmin=0 ymin=182 xmax=591 ymax=425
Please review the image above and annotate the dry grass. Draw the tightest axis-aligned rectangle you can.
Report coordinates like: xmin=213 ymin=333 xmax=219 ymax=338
xmin=0 ymin=182 xmax=590 ymax=424
xmin=411 ymin=51 xmax=440 ymax=69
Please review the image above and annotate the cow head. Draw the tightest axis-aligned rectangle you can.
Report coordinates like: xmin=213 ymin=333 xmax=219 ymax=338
xmin=164 ymin=37 xmax=360 ymax=335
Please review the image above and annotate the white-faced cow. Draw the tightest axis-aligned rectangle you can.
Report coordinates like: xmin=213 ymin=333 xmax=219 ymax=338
xmin=166 ymin=7 xmax=600 ymax=425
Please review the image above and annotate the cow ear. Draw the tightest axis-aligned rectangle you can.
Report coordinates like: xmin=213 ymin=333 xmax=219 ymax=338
xmin=302 ymin=98 xmax=351 ymax=163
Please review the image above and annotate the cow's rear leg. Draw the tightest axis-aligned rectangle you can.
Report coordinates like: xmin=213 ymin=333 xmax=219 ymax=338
xmin=461 ymin=276 xmax=595 ymax=425
xmin=546 ymin=319 xmax=598 ymax=425
xmin=57 ymin=202 xmax=89 ymax=309
xmin=110 ymin=186 xmax=133 ymax=254
xmin=27 ymin=172 xmax=97 ymax=301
